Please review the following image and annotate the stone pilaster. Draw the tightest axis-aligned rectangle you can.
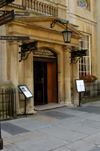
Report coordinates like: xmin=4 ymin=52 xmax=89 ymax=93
xmin=9 ymin=41 xmax=20 ymax=114
xmin=63 ymin=46 xmax=74 ymax=107
xmin=24 ymin=51 xmax=35 ymax=114
xmin=72 ymin=58 xmax=79 ymax=106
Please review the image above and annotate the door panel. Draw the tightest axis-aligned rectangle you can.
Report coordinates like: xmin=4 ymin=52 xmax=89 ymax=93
xmin=47 ymin=61 xmax=57 ymax=103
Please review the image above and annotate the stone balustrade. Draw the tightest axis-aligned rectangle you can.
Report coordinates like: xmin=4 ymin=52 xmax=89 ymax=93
xmin=22 ymin=0 xmax=58 ymax=16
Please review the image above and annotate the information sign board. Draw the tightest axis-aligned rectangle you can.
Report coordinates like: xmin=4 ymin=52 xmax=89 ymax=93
xmin=18 ymin=85 xmax=34 ymax=99
xmin=75 ymin=79 xmax=85 ymax=93
xmin=0 ymin=9 xmax=15 ymax=26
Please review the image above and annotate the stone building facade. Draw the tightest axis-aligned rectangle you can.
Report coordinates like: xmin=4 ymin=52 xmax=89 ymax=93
xmin=0 ymin=0 xmax=97 ymax=114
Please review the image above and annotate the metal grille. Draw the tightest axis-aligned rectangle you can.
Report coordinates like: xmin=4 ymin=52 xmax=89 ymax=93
xmin=0 ymin=89 xmax=16 ymax=120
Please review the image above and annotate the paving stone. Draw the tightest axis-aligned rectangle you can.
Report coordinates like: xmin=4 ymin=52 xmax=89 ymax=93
xmin=6 ymin=147 xmax=23 ymax=151
xmin=64 ymin=116 xmax=86 ymax=123
xmin=52 ymin=146 xmax=73 ymax=151
xmin=82 ymin=133 xmax=100 ymax=145
xmin=40 ymin=111 xmax=75 ymax=119
xmin=66 ymin=140 xmax=95 ymax=150
xmin=4 ymin=144 xmax=16 ymax=150
xmin=77 ymin=119 xmax=100 ymax=129
xmin=76 ymin=145 xmax=96 ymax=151
xmin=77 ymin=113 xmax=100 ymax=121
xmin=54 ymin=108 xmax=86 ymax=116
xmin=51 ymin=120 xmax=82 ymax=130
xmin=67 ymin=125 xmax=100 ymax=135
xmin=3 ymin=137 xmax=14 ymax=144
xmin=89 ymin=148 xmax=100 ymax=151
xmin=97 ymin=145 xmax=100 ymax=148
xmin=31 ymin=135 xmax=68 ymax=150
xmin=29 ymin=114 xmax=59 ymax=123
xmin=1 ymin=122 xmax=30 ymax=135
xmin=38 ymin=125 xmax=88 ymax=142
xmin=8 ymin=135 xmax=27 ymax=143
xmin=1 ymin=130 xmax=12 ymax=138
xmin=19 ymin=130 xmax=46 ymax=140
xmin=71 ymin=106 xmax=100 ymax=115
xmin=16 ymin=135 xmax=67 ymax=151
xmin=9 ymin=118 xmax=31 ymax=125
xmin=10 ymin=118 xmax=50 ymax=131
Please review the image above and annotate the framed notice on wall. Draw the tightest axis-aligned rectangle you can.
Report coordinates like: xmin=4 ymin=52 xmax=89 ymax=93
xmin=75 ymin=79 xmax=85 ymax=93
xmin=18 ymin=85 xmax=34 ymax=99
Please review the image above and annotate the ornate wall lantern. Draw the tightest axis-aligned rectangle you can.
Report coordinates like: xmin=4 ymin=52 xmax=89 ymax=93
xmin=50 ymin=19 xmax=72 ymax=43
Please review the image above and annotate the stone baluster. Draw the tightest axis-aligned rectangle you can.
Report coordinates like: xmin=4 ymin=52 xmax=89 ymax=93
xmin=22 ymin=0 xmax=26 ymax=7
xmin=55 ymin=8 xmax=58 ymax=16
xmin=26 ymin=0 xmax=28 ymax=8
xmin=29 ymin=0 xmax=31 ymax=9
xmin=32 ymin=0 xmax=35 ymax=10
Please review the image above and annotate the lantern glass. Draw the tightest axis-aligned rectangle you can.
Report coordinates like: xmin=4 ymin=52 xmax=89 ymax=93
xmin=62 ymin=30 xmax=72 ymax=43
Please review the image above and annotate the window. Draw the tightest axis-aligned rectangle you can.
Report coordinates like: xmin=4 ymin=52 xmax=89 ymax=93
xmin=79 ymin=34 xmax=91 ymax=76
xmin=77 ymin=0 xmax=90 ymax=11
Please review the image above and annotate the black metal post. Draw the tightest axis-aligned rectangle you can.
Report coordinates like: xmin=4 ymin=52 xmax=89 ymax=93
xmin=25 ymin=97 xmax=27 ymax=116
xmin=0 ymin=122 xmax=3 ymax=150
xmin=79 ymin=92 xmax=81 ymax=107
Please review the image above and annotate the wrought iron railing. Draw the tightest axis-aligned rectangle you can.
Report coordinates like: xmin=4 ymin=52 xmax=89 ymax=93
xmin=22 ymin=0 xmax=58 ymax=16
xmin=0 ymin=89 xmax=16 ymax=120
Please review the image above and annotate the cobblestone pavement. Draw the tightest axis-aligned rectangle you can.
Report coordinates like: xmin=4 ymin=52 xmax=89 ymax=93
xmin=1 ymin=101 xmax=100 ymax=151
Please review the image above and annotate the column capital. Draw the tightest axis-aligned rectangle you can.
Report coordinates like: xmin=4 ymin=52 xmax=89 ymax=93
xmin=62 ymin=46 xmax=79 ymax=52
xmin=9 ymin=41 xmax=22 ymax=46
xmin=62 ymin=45 xmax=72 ymax=52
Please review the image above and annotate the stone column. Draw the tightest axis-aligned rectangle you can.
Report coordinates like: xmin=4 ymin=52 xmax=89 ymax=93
xmin=72 ymin=57 xmax=79 ymax=106
xmin=10 ymin=41 xmax=20 ymax=113
xmin=0 ymin=25 xmax=7 ymax=87
xmin=63 ymin=46 xmax=73 ymax=107
xmin=24 ymin=51 xmax=36 ymax=114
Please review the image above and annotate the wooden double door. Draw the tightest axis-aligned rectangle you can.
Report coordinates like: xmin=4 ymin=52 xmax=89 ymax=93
xmin=34 ymin=59 xmax=57 ymax=105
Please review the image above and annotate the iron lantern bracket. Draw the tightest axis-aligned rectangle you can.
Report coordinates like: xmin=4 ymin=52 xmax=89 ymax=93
xmin=50 ymin=19 xmax=69 ymax=30
xmin=19 ymin=41 xmax=38 ymax=62
xmin=69 ymin=49 xmax=87 ymax=64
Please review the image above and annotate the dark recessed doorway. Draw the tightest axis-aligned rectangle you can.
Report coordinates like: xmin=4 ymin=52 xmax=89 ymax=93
xmin=34 ymin=59 xmax=57 ymax=105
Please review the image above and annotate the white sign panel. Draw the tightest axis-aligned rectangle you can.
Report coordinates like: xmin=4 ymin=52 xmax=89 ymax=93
xmin=76 ymin=79 xmax=85 ymax=93
xmin=18 ymin=85 xmax=34 ymax=99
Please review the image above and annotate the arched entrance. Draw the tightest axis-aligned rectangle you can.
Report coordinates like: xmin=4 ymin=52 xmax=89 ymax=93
xmin=33 ymin=47 xmax=57 ymax=105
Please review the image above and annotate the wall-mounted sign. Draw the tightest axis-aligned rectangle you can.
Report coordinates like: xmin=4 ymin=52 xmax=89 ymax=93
xmin=19 ymin=41 xmax=38 ymax=52
xmin=0 ymin=36 xmax=30 ymax=40
xmin=0 ymin=0 xmax=15 ymax=8
xmin=70 ymin=50 xmax=87 ymax=58
xmin=0 ymin=11 xmax=30 ymax=16
xmin=33 ymin=48 xmax=56 ymax=58
xmin=19 ymin=41 xmax=38 ymax=62
xmin=15 ymin=11 xmax=30 ymax=16
xmin=75 ymin=79 xmax=85 ymax=93
xmin=18 ymin=85 xmax=34 ymax=99
xmin=8 ymin=3 xmax=25 ymax=10
xmin=0 ymin=9 xmax=15 ymax=26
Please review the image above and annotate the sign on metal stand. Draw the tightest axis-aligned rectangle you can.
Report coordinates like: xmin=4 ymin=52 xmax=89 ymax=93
xmin=18 ymin=85 xmax=34 ymax=116
xmin=75 ymin=79 xmax=85 ymax=106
